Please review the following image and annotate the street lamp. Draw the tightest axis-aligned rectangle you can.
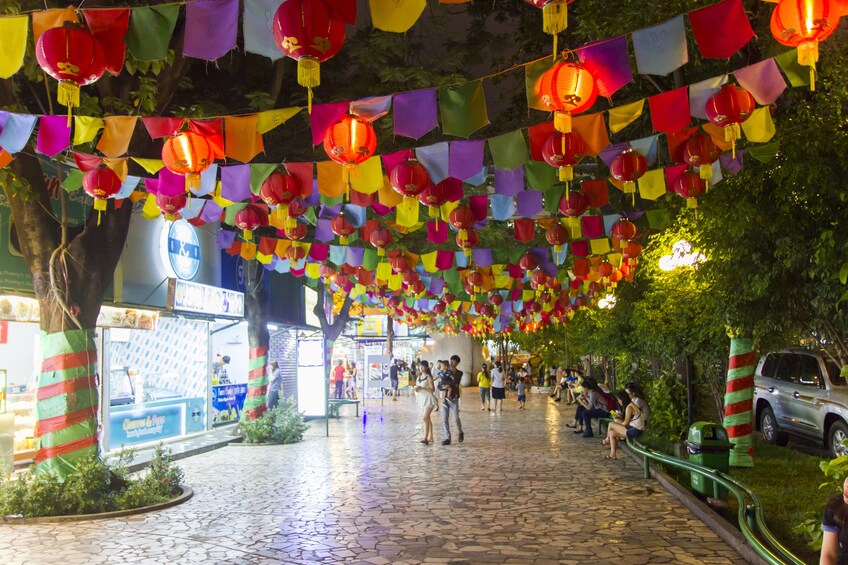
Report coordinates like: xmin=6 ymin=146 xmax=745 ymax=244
xmin=659 ymin=240 xmax=706 ymax=271
xmin=598 ymin=294 xmax=617 ymax=309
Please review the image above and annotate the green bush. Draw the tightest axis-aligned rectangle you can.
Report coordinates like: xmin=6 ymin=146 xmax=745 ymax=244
xmin=241 ymin=399 xmax=309 ymax=444
xmin=643 ymin=369 xmax=688 ymax=442
xmin=0 ymin=445 xmax=183 ymax=518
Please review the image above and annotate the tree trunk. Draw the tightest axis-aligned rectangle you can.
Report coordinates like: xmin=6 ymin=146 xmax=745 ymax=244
xmin=312 ymin=280 xmax=354 ymax=418
xmin=385 ymin=314 xmax=394 ymax=357
xmin=2 ymin=152 xmax=132 ymax=478
xmin=723 ymin=336 xmax=757 ymax=467
xmin=242 ymin=260 xmax=270 ymax=420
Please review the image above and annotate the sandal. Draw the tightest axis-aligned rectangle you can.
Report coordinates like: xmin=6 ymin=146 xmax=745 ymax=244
xmin=601 ymin=439 xmax=609 ymax=446
xmin=565 ymin=423 xmax=576 ymax=428
xmin=603 ymin=454 xmax=618 ymax=460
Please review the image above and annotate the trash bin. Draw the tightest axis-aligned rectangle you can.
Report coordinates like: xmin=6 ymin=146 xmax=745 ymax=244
xmin=685 ymin=422 xmax=733 ymax=500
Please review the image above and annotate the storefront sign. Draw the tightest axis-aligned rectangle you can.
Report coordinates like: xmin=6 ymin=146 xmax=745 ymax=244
xmin=168 ymin=279 xmax=244 ymax=318
xmin=355 ymin=317 xmax=383 ymax=337
xmin=0 ymin=296 xmax=158 ymax=330
xmin=108 ymin=403 xmax=185 ymax=450
xmin=211 ymin=383 xmax=248 ymax=423
xmin=160 ymin=220 xmax=201 ymax=281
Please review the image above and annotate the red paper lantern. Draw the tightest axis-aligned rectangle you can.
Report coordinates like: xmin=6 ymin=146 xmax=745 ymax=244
xmin=260 ymin=171 xmax=300 ymax=228
xmin=155 ymin=192 xmax=188 ymax=219
xmin=467 ymin=271 xmax=484 ymax=290
xmin=519 ymin=252 xmax=539 ymax=272
xmin=319 ymin=262 xmax=336 ymax=278
xmin=286 ymin=245 xmax=307 ymax=262
xmin=235 ymin=204 xmax=268 ymax=241
xmin=623 ymin=241 xmax=643 ymax=259
xmin=387 ymin=296 xmax=401 ymax=310
xmin=35 ymin=22 xmax=105 ymax=123
xmin=82 ymin=168 xmax=121 ymax=222
xmin=705 ymin=84 xmax=755 ymax=159
xmin=479 ymin=304 xmax=495 ymax=318
xmin=433 ymin=302 xmax=446 ymax=315
xmin=611 ymin=219 xmax=637 ymax=242
xmin=490 ymin=292 xmax=504 ymax=306
xmin=542 ymin=132 xmax=586 ymax=184
xmin=545 ymin=223 xmax=570 ymax=253
xmin=284 ymin=223 xmax=307 ymax=242
xmin=597 ymin=261 xmax=614 ymax=279
xmin=369 ymin=225 xmax=392 ymax=256
xmin=674 ymin=170 xmax=707 ymax=208
xmin=449 ymin=204 xmax=476 ymax=247
xmin=538 ymin=61 xmax=597 ymax=133
xmin=333 ymin=273 xmax=349 ymax=288
xmin=324 ymin=116 xmax=377 ymax=189
xmin=531 ymin=270 xmax=548 ymax=289
xmin=418 ymin=181 xmax=449 ymax=218
xmin=273 ymin=0 xmax=346 ymax=112
xmin=390 ymin=158 xmax=430 ymax=200
xmin=683 ymin=133 xmax=721 ymax=180
xmin=442 ymin=293 xmax=456 ymax=304
xmin=162 ymin=131 xmax=216 ymax=192
xmin=558 ymin=190 xmax=589 ymax=217
xmin=456 ymin=228 xmax=479 ymax=253
xmin=771 ymin=0 xmax=841 ymax=91
xmin=391 ymin=256 xmax=410 ymax=274
xmin=330 ymin=212 xmax=356 ymax=245
xmin=610 ymin=150 xmax=647 ymax=204
xmin=287 ymin=198 xmax=307 ymax=220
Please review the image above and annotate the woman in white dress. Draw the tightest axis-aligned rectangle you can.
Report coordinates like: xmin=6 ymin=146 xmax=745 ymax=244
xmin=415 ymin=360 xmax=438 ymax=444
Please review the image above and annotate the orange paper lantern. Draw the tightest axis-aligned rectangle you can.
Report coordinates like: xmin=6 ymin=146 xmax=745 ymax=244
xmin=323 ymin=115 xmax=377 ymax=192
xmin=537 ymin=61 xmax=597 ymax=133
xmin=771 ymin=0 xmax=842 ymax=91
xmin=162 ymin=131 xmax=215 ymax=192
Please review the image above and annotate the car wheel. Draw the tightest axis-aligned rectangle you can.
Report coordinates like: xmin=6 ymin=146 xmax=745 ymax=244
xmin=829 ymin=421 xmax=848 ymax=458
xmin=760 ymin=406 xmax=788 ymax=446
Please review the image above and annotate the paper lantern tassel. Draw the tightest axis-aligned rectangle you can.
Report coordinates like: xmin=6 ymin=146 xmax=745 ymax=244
xmin=797 ymin=41 xmax=818 ymax=92
xmin=298 ymin=56 xmax=320 ymax=114
xmin=57 ymin=80 xmax=80 ymax=126
xmin=724 ymin=123 xmax=741 ymax=159
xmin=687 ymin=198 xmax=698 ymax=209
xmin=377 ymin=248 xmax=385 ymax=257
xmin=93 ymin=197 xmax=107 ymax=225
xmin=186 ymin=173 xmax=202 ymax=192
xmin=554 ymin=111 xmax=572 ymax=133
xmin=699 ymin=164 xmax=712 ymax=180
xmin=243 ymin=229 xmax=253 ymax=241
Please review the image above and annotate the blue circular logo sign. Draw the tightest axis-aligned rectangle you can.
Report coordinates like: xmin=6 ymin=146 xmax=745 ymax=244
xmin=163 ymin=220 xmax=201 ymax=280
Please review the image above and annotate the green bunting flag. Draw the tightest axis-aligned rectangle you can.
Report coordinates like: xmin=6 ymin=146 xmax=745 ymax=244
xmin=249 ymin=164 xmax=279 ymax=195
xmin=645 ymin=209 xmax=671 ymax=231
xmin=125 ymin=5 xmax=180 ymax=62
xmin=525 ymin=161 xmax=557 ymax=192
xmin=439 ymin=80 xmax=489 ymax=138
xmin=488 ymin=130 xmax=530 ymax=170
xmin=774 ymin=49 xmax=811 ymax=88
xmin=747 ymin=141 xmax=780 ymax=164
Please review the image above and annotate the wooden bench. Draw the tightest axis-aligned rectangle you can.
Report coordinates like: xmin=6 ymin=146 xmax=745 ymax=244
xmin=328 ymin=399 xmax=361 ymax=418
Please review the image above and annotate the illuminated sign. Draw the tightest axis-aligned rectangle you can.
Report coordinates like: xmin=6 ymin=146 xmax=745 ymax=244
xmin=160 ymin=220 xmax=201 ymax=281
xmin=168 ymin=278 xmax=244 ymax=318
xmin=0 ymin=295 xmax=158 ymax=330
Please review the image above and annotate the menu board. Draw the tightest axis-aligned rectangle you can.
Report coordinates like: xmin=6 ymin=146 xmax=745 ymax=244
xmin=168 ymin=278 xmax=244 ymax=318
xmin=0 ymin=295 xmax=158 ymax=330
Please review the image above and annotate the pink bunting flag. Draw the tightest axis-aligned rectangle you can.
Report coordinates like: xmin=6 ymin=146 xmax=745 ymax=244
xmin=664 ymin=163 xmax=689 ymax=193
xmin=734 ymin=59 xmax=786 ymax=105
xmin=428 ymin=221 xmax=448 ymax=244
xmin=469 ymin=195 xmax=488 ymax=221
xmin=83 ymin=9 xmax=130 ymax=76
xmin=36 ymin=115 xmax=70 ymax=157
xmin=142 ymin=117 xmax=184 ymax=139
xmin=310 ymin=101 xmax=349 ymax=145
xmin=435 ymin=250 xmax=454 ymax=270
xmin=382 ymin=149 xmax=413 ymax=175
xmin=689 ymin=0 xmax=755 ymax=59
xmin=648 ymin=87 xmax=690 ymax=134
xmin=580 ymin=216 xmax=604 ymax=239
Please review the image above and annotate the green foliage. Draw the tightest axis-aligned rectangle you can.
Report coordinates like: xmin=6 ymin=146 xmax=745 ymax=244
xmin=0 ymin=446 xmax=183 ymax=518
xmin=241 ymin=399 xmax=309 ymax=444
xmin=643 ymin=369 xmax=688 ymax=442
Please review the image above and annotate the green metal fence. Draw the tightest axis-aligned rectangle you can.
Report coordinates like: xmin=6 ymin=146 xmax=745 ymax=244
xmin=625 ymin=438 xmax=806 ymax=565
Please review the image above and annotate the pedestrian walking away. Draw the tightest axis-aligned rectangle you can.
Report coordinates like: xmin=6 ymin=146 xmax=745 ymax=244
xmin=490 ymin=361 xmax=506 ymax=412
xmin=516 ymin=376 xmax=526 ymax=410
xmin=477 ymin=363 xmax=491 ymax=411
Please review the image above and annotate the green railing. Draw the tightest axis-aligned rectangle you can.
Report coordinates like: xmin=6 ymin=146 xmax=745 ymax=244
xmin=625 ymin=438 xmax=806 ymax=565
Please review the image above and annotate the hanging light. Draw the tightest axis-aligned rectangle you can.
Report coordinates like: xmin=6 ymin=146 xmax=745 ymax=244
xmin=537 ymin=60 xmax=597 ymax=133
xmin=770 ymin=0 xmax=842 ymax=91
xmin=161 ymin=130 xmax=215 ymax=193
xmin=323 ymin=115 xmax=377 ymax=198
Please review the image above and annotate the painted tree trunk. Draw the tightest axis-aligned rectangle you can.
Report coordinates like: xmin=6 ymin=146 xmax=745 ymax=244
xmin=722 ymin=337 xmax=757 ymax=467
xmin=243 ymin=260 xmax=270 ymax=420
xmin=34 ymin=329 xmax=99 ymax=477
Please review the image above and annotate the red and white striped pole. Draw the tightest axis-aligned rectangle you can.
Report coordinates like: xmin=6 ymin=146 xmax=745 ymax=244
xmin=722 ymin=336 xmax=757 ymax=467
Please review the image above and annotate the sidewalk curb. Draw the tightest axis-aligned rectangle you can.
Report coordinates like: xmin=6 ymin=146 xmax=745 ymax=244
xmin=622 ymin=446 xmax=769 ymax=565
xmin=125 ymin=436 xmax=243 ymax=474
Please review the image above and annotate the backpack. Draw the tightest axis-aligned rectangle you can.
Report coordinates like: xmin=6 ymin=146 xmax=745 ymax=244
xmin=599 ymin=390 xmax=617 ymax=412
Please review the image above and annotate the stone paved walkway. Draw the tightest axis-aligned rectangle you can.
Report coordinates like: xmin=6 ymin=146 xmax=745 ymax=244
xmin=1 ymin=392 xmax=747 ymax=564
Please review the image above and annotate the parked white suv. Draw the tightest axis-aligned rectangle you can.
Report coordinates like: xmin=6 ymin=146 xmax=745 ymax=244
xmin=754 ymin=349 xmax=848 ymax=457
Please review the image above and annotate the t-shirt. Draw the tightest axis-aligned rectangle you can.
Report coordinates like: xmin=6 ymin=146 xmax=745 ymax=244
xmin=477 ymin=371 xmax=491 ymax=388
xmin=490 ymin=367 xmax=505 ymax=388
xmin=332 ymin=365 xmax=345 ymax=383
xmin=390 ymin=365 xmax=399 ymax=381
xmin=822 ymin=495 xmax=848 ymax=565
xmin=516 ymin=381 xmax=526 ymax=395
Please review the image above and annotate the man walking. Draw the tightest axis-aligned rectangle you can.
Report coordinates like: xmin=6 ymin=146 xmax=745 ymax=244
xmin=439 ymin=354 xmax=464 ymax=445
xmin=389 ymin=359 xmax=400 ymax=401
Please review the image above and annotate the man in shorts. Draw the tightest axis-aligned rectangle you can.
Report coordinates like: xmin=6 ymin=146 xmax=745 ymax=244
xmin=390 ymin=359 xmax=400 ymax=400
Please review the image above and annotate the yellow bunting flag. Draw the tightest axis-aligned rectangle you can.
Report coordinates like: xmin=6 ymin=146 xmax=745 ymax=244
xmin=608 ymin=253 xmax=623 ymax=268
xmin=607 ymin=99 xmax=645 ymax=134
xmin=590 ymin=238 xmax=612 ymax=255
xmin=494 ymin=274 xmax=511 ymax=289
xmin=638 ymin=169 xmax=667 ymax=201
xmin=212 ymin=181 xmax=234 ymax=208
xmin=256 ymin=107 xmax=302 ymax=134
xmin=316 ymin=161 xmax=345 ymax=198
xmin=395 ymin=197 xmax=420 ymax=228
xmin=350 ymin=156 xmax=383 ymax=194
xmin=274 ymin=239 xmax=291 ymax=257
xmin=305 ymin=263 xmax=320 ymax=279
xmin=369 ymin=0 xmax=426 ymax=32
xmin=0 ymin=16 xmax=28 ymax=79
xmin=224 ymin=115 xmax=263 ymax=163
xmin=131 ymin=157 xmax=164 ymax=175
xmin=388 ymin=273 xmax=403 ymax=291
xmin=96 ymin=116 xmax=138 ymax=157
xmin=522 ymin=290 xmax=535 ymax=302
xmin=421 ymin=251 xmax=438 ymax=273
xmin=257 ymin=250 xmax=273 ymax=265
xmin=141 ymin=194 xmax=160 ymax=220
xmin=378 ymin=175 xmax=403 ymax=207
xmin=564 ymin=217 xmax=582 ymax=239
xmin=376 ymin=262 xmax=392 ymax=280
xmin=73 ymin=116 xmax=104 ymax=145
xmin=440 ymin=200 xmax=460 ymax=223
xmin=741 ymin=107 xmax=776 ymax=143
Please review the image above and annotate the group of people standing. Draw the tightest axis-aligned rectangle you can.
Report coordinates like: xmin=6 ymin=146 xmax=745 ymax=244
xmin=331 ymin=359 xmax=358 ymax=400
xmin=476 ymin=361 xmax=526 ymax=411
xmin=413 ymin=355 xmax=464 ymax=445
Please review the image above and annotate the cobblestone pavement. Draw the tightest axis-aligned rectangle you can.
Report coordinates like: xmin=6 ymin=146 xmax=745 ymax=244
xmin=1 ymin=392 xmax=747 ymax=564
